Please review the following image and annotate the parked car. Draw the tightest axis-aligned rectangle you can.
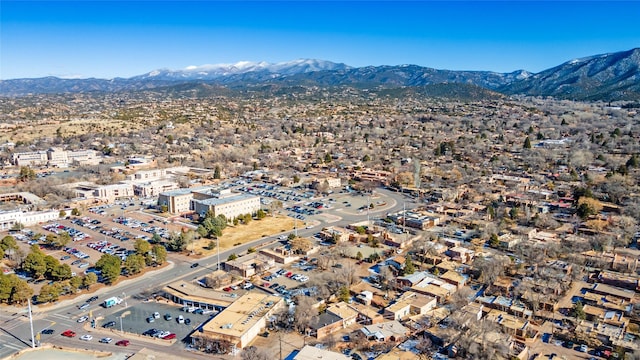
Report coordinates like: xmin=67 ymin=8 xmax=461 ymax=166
xmin=162 ymin=333 xmax=176 ymax=340
xmin=177 ymin=315 xmax=184 ymax=324
xmin=184 ymin=318 xmax=191 ymax=325
xmin=164 ymin=313 xmax=172 ymax=321
xmin=146 ymin=316 xmax=155 ymax=323
xmin=578 ymin=344 xmax=588 ymax=353
xmin=153 ymin=312 xmax=160 ymax=319
xmin=102 ymin=321 xmax=116 ymax=328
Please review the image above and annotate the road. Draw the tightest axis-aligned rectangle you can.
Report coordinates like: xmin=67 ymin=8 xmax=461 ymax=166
xmin=0 ymin=188 xmax=411 ymax=359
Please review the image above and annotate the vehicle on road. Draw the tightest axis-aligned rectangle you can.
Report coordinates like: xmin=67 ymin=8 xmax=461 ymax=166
xmin=41 ymin=329 xmax=54 ymax=335
xmin=190 ymin=262 xmax=199 ymax=268
xmin=77 ymin=316 xmax=89 ymax=323
xmin=103 ymin=296 xmax=123 ymax=308
xmin=116 ymin=340 xmax=130 ymax=347
xmin=87 ymin=296 xmax=99 ymax=302
xmin=61 ymin=330 xmax=76 ymax=337
xmin=99 ymin=337 xmax=112 ymax=344
xmin=78 ymin=303 xmax=90 ymax=310
xmin=80 ymin=334 xmax=93 ymax=341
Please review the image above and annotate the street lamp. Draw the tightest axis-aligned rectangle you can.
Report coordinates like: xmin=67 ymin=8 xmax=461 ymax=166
xmin=122 ymin=292 xmax=127 ymax=308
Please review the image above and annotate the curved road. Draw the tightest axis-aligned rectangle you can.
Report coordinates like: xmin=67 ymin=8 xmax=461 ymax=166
xmin=0 ymin=188 xmax=413 ymax=358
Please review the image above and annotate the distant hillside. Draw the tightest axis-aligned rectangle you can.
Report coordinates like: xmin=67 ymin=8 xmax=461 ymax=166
xmin=500 ymin=48 xmax=640 ymax=101
xmin=2 ymin=49 xmax=639 ymax=100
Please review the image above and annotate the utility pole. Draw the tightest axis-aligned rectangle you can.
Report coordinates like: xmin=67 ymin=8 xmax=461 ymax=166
xmin=28 ymin=299 xmax=35 ymax=348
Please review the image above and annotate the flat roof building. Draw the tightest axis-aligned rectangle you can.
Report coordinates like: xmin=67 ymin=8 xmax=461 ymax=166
xmin=192 ymin=292 xmax=284 ymax=349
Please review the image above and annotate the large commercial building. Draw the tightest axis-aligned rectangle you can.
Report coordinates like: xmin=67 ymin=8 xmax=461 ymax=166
xmin=0 ymin=210 xmax=59 ymax=230
xmin=158 ymin=187 xmax=260 ymax=219
xmin=11 ymin=148 xmax=101 ymax=167
xmin=191 ymin=292 xmax=284 ymax=349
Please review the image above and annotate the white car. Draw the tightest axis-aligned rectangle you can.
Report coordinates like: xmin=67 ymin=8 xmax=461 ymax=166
xmin=177 ymin=315 xmax=185 ymax=324
xmin=80 ymin=334 xmax=93 ymax=341
xmin=77 ymin=316 xmax=89 ymax=323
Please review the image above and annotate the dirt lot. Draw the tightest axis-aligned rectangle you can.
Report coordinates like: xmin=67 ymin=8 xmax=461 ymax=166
xmin=190 ymin=215 xmax=295 ymax=256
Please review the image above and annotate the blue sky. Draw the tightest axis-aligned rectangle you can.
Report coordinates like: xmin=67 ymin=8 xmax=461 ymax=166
xmin=1 ymin=1 xmax=639 ymax=79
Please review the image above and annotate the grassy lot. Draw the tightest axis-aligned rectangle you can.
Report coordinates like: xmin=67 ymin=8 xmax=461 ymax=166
xmin=190 ymin=215 xmax=296 ymax=256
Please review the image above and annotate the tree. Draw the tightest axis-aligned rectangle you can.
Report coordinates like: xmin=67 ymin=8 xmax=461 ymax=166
xmin=214 ymin=165 xmax=221 ymax=179
xmin=571 ymin=300 xmax=586 ymax=320
xmin=83 ymin=273 xmax=98 ymax=289
xmin=166 ymin=232 xmax=187 ymax=252
xmin=293 ymin=296 xmax=317 ymax=333
xmin=151 ymin=244 xmax=167 ymax=265
xmin=523 ymin=136 xmax=532 ymax=149
xmin=577 ymin=197 xmax=603 ymax=219
xmin=9 ymin=277 xmax=33 ymax=304
xmin=403 ymin=256 xmax=416 ymax=275
xmin=51 ymin=263 xmax=72 ymax=281
xmin=134 ymin=238 xmax=151 ymax=256
xmin=22 ymin=250 xmax=46 ymax=279
xmin=69 ymin=276 xmax=83 ymax=292
xmin=356 ymin=251 xmax=363 ymax=261
xmin=227 ymin=253 xmax=238 ymax=261
xmin=338 ymin=285 xmax=350 ymax=302
xmin=241 ymin=346 xmax=269 ymax=360
xmin=124 ymin=254 xmax=145 ymax=275
xmin=96 ymin=254 xmax=122 ymax=285
xmin=150 ymin=232 xmax=162 ymax=244
xmin=256 ymin=209 xmax=266 ymax=219
xmin=59 ymin=210 xmax=67 ymax=218
xmin=37 ymin=283 xmax=62 ymax=303
xmin=18 ymin=166 xmax=36 ymax=182
xmin=71 ymin=208 xmax=81 ymax=216
xmin=1 ymin=236 xmax=17 ymax=251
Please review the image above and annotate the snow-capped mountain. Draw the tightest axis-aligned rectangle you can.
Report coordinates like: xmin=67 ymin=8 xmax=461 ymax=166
xmin=499 ymin=48 xmax=640 ymax=100
xmin=133 ymin=59 xmax=351 ymax=80
xmin=1 ymin=49 xmax=639 ymax=100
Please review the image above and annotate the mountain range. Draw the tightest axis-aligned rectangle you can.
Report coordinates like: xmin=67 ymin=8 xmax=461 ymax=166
xmin=1 ymin=49 xmax=639 ymax=100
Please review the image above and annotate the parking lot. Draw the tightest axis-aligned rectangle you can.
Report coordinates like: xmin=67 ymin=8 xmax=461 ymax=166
xmin=99 ymin=301 xmax=216 ymax=342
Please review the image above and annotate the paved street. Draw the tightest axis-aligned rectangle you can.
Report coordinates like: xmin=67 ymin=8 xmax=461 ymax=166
xmin=0 ymin=188 xmax=411 ymax=359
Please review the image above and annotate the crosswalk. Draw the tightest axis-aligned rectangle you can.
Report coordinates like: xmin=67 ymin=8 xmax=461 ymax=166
xmin=50 ymin=313 xmax=71 ymax=321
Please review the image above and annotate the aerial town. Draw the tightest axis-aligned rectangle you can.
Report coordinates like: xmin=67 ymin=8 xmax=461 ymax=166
xmin=0 ymin=88 xmax=639 ymax=360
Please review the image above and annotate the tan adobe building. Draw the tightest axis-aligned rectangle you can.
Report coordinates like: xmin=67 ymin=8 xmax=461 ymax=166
xmin=191 ymin=292 xmax=284 ymax=349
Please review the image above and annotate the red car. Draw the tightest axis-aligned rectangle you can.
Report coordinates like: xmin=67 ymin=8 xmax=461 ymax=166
xmin=115 ymin=339 xmax=130 ymax=346
xmin=162 ymin=333 xmax=176 ymax=340
xmin=285 ymin=272 xmax=293 ymax=278
xmin=61 ymin=330 xmax=76 ymax=337
xmin=223 ymin=287 xmax=232 ymax=292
